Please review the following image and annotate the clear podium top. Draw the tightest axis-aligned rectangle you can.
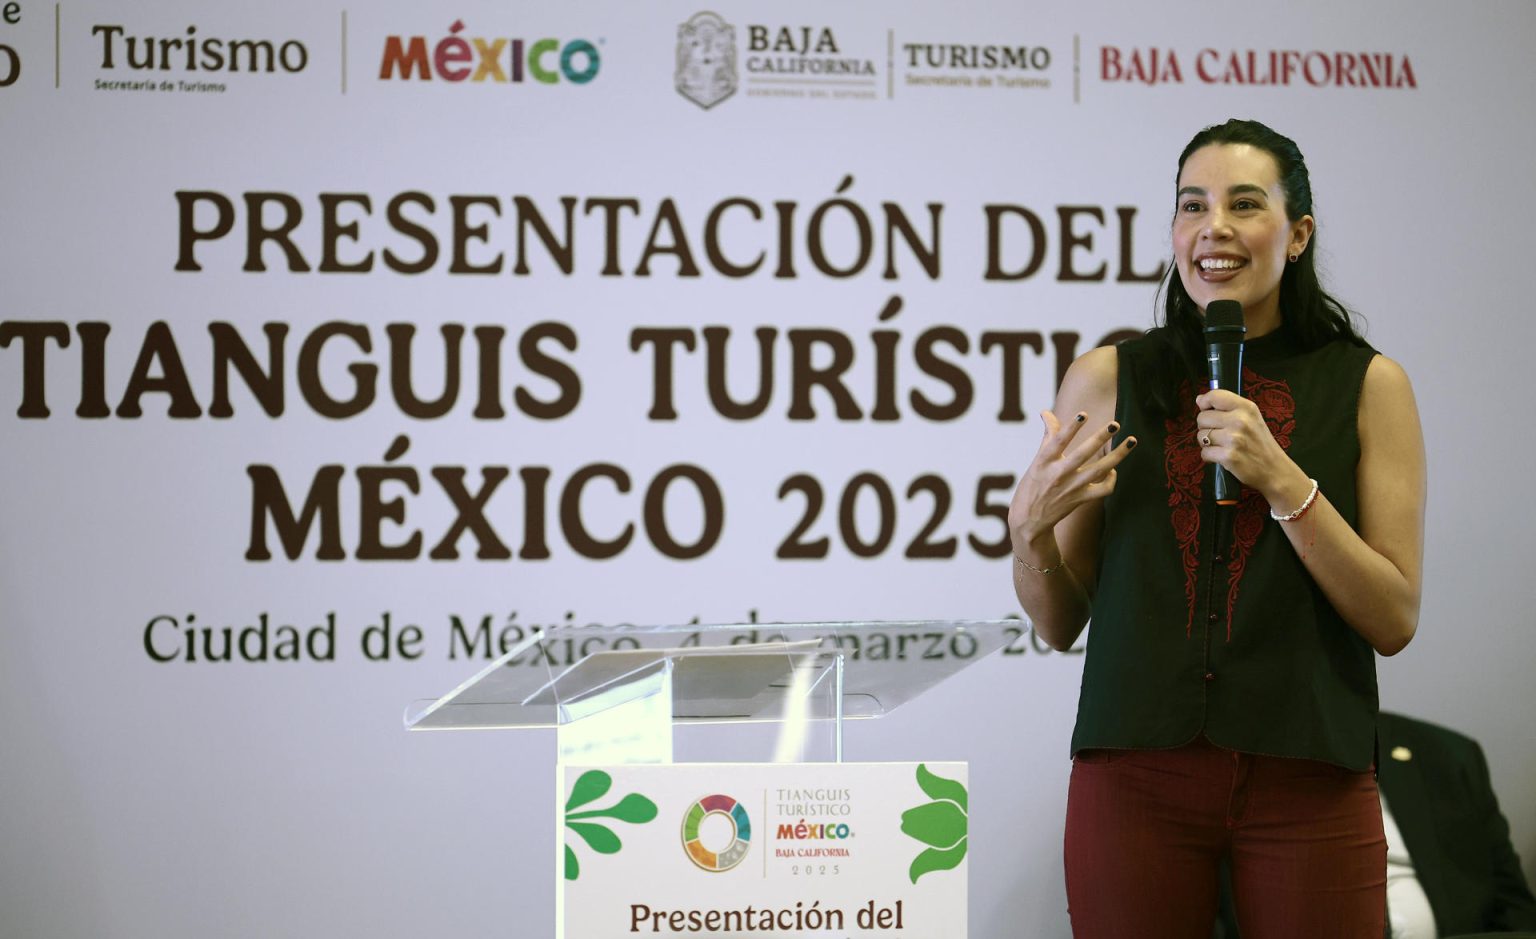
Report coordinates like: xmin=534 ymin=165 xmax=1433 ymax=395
xmin=405 ymin=619 xmax=1016 ymax=731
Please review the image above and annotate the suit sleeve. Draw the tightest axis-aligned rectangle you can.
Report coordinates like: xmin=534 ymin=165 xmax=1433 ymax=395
xmin=1467 ymin=739 xmax=1536 ymax=931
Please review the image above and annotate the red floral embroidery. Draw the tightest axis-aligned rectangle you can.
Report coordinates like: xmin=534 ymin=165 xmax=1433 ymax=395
xmin=1163 ymin=387 xmax=1206 ymax=637
xmin=1163 ymin=370 xmax=1296 ymax=639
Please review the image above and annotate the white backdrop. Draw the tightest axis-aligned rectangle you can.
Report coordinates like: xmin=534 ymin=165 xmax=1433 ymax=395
xmin=3 ymin=2 xmax=1534 ymax=937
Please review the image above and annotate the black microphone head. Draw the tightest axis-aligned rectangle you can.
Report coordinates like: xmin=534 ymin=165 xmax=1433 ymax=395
xmin=1203 ymin=300 xmax=1246 ymax=339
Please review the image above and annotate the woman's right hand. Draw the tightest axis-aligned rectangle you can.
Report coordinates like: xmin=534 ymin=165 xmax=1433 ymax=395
xmin=1007 ymin=411 xmax=1137 ymax=558
xmin=1007 ymin=347 xmax=1125 ymax=651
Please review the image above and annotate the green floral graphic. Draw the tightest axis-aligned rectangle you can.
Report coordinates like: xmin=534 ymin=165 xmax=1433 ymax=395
xmin=562 ymin=770 xmax=659 ymax=881
xmin=899 ymin=764 xmax=968 ymax=884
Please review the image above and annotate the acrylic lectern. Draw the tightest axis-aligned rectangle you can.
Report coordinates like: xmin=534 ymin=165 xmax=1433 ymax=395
xmin=404 ymin=619 xmax=1015 ymax=764
xmin=404 ymin=620 xmax=1016 ymax=938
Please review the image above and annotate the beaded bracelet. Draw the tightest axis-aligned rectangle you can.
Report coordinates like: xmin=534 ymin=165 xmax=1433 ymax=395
xmin=1270 ymin=478 xmax=1319 ymax=522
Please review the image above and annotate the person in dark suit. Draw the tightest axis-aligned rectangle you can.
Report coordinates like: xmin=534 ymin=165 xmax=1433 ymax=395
xmin=1218 ymin=712 xmax=1536 ymax=937
xmin=1375 ymin=712 xmax=1536 ymax=936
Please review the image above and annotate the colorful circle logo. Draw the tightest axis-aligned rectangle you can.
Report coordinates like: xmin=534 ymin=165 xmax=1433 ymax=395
xmin=681 ymin=794 xmax=751 ymax=872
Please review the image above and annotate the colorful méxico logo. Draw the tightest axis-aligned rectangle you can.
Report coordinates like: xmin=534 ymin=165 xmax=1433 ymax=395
xmin=682 ymin=794 xmax=752 ymax=872
xmin=380 ymin=20 xmax=601 ymax=84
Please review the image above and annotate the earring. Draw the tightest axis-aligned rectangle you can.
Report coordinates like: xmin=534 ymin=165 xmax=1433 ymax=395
xmin=1288 ymin=253 xmax=1299 ymax=263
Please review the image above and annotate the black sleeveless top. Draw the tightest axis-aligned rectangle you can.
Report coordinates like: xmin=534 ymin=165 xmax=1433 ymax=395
xmin=1070 ymin=330 xmax=1380 ymax=771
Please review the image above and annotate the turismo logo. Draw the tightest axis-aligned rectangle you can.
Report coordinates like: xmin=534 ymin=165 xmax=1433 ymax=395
xmin=1099 ymin=45 xmax=1418 ymax=89
xmin=675 ymin=11 xmax=736 ymax=109
xmin=379 ymin=19 xmax=601 ymax=84
xmin=89 ymin=22 xmax=310 ymax=95
xmin=898 ymin=39 xmax=1053 ymax=92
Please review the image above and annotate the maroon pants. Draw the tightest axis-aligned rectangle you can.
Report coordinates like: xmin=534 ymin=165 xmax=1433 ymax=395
xmin=1064 ymin=736 xmax=1386 ymax=938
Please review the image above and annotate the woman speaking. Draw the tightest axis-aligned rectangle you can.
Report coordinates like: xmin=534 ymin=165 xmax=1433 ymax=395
xmin=1008 ymin=119 xmax=1426 ymax=937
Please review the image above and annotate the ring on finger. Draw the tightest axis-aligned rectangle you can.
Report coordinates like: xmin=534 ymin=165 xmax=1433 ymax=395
xmin=1199 ymin=432 xmax=1212 ymax=447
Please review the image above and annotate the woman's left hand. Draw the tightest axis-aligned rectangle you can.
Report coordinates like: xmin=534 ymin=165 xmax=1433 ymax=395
xmin=1194 ymin=389 xmax=1300 ymax=498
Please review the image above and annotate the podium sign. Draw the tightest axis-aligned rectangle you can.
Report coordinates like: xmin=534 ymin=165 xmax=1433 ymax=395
xmin=558 ymin=762 xmax=969 ymax=938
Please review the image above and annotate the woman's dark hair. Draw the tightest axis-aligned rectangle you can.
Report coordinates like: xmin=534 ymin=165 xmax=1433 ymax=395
xmin=1136 ymin=118 xmax=1368 ymax=419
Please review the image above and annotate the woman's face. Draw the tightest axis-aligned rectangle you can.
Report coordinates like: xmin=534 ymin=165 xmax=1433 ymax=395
xmin=1172 ymin=143 xmax=1313 ymax=332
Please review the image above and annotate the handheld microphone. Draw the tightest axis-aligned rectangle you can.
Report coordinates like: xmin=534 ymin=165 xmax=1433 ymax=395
xmin=1203 ymin=300 xmax=1246 ymax=505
